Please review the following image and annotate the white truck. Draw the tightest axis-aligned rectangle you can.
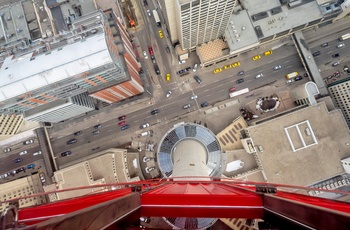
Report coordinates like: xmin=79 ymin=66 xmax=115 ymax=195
xmin=153 ymin=10 xmax=161 ymax=27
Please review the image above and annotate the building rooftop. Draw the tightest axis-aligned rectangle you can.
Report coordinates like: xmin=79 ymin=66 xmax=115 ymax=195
xmin=0 ymin=1 xmax=31 ymax=47
xmin=246 ymin=101 xmax=350 ymax=186
xmin=242 ymin=0 xmax=323 ymax=39
xmin=225 ymin=10 xmax=259 ymax=53
xmin=0 ymin=33 xmax=112 ymax=102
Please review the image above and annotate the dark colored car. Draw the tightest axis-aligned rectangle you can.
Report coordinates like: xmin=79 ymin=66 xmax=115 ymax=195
xmin=118 ymin=115 xmax=126 ymax=121
xmin=14 ymin=158 xmax=23 ymax=163
xmin=16 ymin=167 xmax=25 ymax=173
xmin=201 ymin=102 xmax=209 ymax=107
xmin=312 ymin=51 xmax=321 ymax=57
xmin=121 ymin=124 xmax=130 ymax=130
xmin=165 ymin=45 xmax=170 ymax=53
xmin=148 ymin=46 xmax=154 ymax=56
xmin=151 ymin=109 xmax=160 ymax=115
xmin=92 ymin=130 xmax=100 ymax=135
xmin=74 ymin=131 xmax=82 ymax=136
xmin=67 ymin=139 xmax=77 ymax=145
xmin=176 ymin=69 xmax=185 ymax=75
xmin=332 ymin=53 xmax=340 ymax=58
xmin=93 ymin=124 xmax=102 ymax=129
xmin=151 ymin=55 xmax=156 ymax=63
xmin=27 ymin=164 xmax=35 ymax=169
xmin=238 ymin=71 xmax=245 ymax=76
xmin=61 ymin=150 xmax=72 ymax=157
xmin=185 ymin=67 xmax=192 ymax=71
xmin=194 ymin=76 xmax=202 ymax=84
xmin=236 ymin=79 xmax=244 ymax=84
xmin=143 ymin=0 xmax=148 ymax=6
xmin=154 ymin=64 xmax=160 ymax=75
xmin=321 ymin=42 xmax=329 ymax=47
xmin=295 ymin=76 xmax=303 ymax=81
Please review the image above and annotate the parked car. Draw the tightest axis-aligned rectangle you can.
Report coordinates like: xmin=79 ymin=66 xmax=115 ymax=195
xmin=146 ymin=9 xmax=151 ymax=16
xmin=236 ymin=79 xmax=244 ymax=84
xmin=312 ymin=51 xmax=321 ymax=57
xmin=264 ymin=50 xmax=272 ymax=56
xmin=344 ymin=65 xmax=349 ymax=71
xmin=201 ymin=102 xmax=209 ymax=107
xmin=74 ymin=131 xmax=82 ymax=136
xmin=118 ymin=115 xmax=127 ymax=121
xmin=238 ymin=71 xmax=245 ymax=76
xmin=150 ymin=55 xmax=156 ymax=64
xmin=27 ymin=164 xmax=35 ymax=169
xmin=321 ymin=42 xmax=329 ymax=47
xmin=194 ymin=76 xmax=202 ymax=84
xmin=145 ymin=166 xmax=156 ymax=173
xmin=166 ymin=90 xmax=172 ymax=98
xmin=94 ymin=124 xmax=102 ymax=129
xmin=16 ymin=167 xmax=25 ymax=173
xmin=33 ymin=151 xmax=42 ymax=156
xmin=4 ymin=147 xmax=11 ymax=153
xmin=23 ymin=139 xmax=34 ymax=145
xmin=92 ymin=130 xmax=100 ymax=135
xmin=140 ymin=123 xmax=150 ymax=129
xmin=67 ymin=139 xmax=77 ymax=145
xmin=154 ymin=64 xmax=160 ymax=75
xmin=151 ymin=109 xmax=160 ymax=115
xmin=140 ymin=217 xmax=151 ymax=223
xmin=143 ymin=156 xmax=151 ymax=162
xmin=183 ymin=104 xmax=191 ymax=109
xmin=143 ymin=51 xmax=148 ymax=59
xmin=252 ymin=55 xmax=261 ymax=60
xmin=39 ymin=173 xmax=46 ymax=184
xmin=14 ymin=158 xmax=23 ymax=163
xmin=19 ymin=150 xmax=28 ymax=156
xmin=166 ymin=73 xmax=171 ymax=81
xmin=295 ymin=76 xmax=303 ymax=81
xmin=121 ymin=124 xmax=130 ymax=130
xmin=191 ymin=95 xmax=198 ymax=100
xmin=193 ymin=64 xmax=198 ymax=72
xmin=337 ymin=43 xmax=345 ymax=48
xmin=61 ymin=150 xmax=72 ymax=157
xmin=332 ymin=53 xmax=340 ymax=58
xmin=118 ymin=121 xmax=126 ymax=127
xmin=148 ymin=46 xmax=154 ymax=56
xmin=273 ymin=65 xmax=282 ymax=70
xmin=286 ymin=79 xmax=294 ymax=84
xmin=214 ymin=68 xmax=222 ymax=74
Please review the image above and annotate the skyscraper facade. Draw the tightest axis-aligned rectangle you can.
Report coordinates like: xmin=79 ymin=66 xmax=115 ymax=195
xmin=175 ymin=0 xmax=236 ymax=50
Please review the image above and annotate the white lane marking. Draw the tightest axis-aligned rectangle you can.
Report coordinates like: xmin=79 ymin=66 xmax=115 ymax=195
xmin=285 ymin=60 xmax=290 ymax=63
xmin=286 ymin=65 xmax=292 ymax=68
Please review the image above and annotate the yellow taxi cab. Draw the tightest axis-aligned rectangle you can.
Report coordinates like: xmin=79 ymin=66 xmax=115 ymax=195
xmin=232 ymin=61 xmax=240 ymax=67
xmin=214 ymin=68 xmax=222 ymax=74
xmin=224 ymin=64 xmax=232 ymax=70
xmin=166 ymin=73 xmax=170 ymax=81
xmin=252 ymin=55 xmax=261 ymax=61
xmin=264 ymin=50 xmax=272 ymax=56
xmin=158 ymin=30 xmax=163 ymax=38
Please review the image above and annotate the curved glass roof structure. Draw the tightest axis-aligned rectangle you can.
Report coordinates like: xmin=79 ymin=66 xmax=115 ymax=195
xmin=157 ymin=123 xmax=222 ymax=178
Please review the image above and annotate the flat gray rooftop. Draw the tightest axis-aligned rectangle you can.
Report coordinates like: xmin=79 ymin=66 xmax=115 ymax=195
xmin=246 ymin=101 xmax=350 ymax=186
xmin=241 ymin=0 xmax=323 ymax=39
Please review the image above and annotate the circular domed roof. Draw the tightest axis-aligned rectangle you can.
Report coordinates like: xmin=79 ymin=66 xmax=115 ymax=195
xmin=157 ymin=123 xmax=222 ymax=178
